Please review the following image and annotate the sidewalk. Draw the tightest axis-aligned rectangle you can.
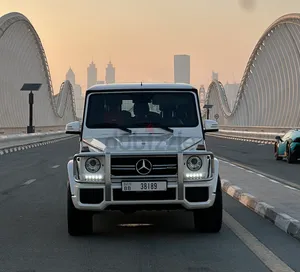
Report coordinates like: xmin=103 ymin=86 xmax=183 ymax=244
xmin=219 ymin=159 xmax=300 ymax=241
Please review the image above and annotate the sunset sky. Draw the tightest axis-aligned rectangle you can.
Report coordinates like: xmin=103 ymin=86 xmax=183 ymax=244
xmin=1 ymin=0 xmax=300 ymax=93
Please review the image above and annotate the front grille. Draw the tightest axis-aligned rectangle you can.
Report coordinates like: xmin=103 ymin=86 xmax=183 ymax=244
xmin=111 ymin=155 xmax=178 ymax=176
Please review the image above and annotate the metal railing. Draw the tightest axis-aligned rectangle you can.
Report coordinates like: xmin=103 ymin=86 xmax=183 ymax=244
xmin=0 ymin=130 xmax=72 ymax=150
xmin=0 ymin=126 xmax=65 ymax=135
xmin=212 ymin=125 xmax=293 ymax=142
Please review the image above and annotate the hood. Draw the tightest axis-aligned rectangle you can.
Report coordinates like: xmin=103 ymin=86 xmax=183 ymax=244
xmin=82 ymin=134 xmax=204 ymax=153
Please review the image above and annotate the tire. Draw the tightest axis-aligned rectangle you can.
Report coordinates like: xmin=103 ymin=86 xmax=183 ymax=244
xmin=67 ymin=185 xmax=93 ymax=236
xmin=286 ymin=144 xmax=295 ymax=164
xmin=193 ymin=176 xmax=223 ymax=233
xmin=274 ymin=144 xmax=282 ymax=160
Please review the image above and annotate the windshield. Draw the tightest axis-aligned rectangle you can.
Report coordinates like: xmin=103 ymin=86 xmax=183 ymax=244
xmin=85 ymin=91 xmax=199 ymax=129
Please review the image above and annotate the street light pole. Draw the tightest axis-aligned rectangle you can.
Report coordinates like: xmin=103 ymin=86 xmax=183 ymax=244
xmin=203 ymin=104 xmax=213 ymax=120
xmin=20 ymin=83 xmax=42 ymax=134
xmin=28 ymin=91 xmax=34 ymax=133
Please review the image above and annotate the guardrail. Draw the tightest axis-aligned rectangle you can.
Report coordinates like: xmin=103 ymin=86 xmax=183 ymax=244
xmin=215 ymin=129 xmax=282 ymax=142
xmin=0 ymin=131 xmax=72 ymax=150
xmin=0 ymin=126 xmax=65 ymax=135
xmin=212 ymin=126 xmax=293 ymax=142
xmin=219 ymin=125 xmax=293 ymax=133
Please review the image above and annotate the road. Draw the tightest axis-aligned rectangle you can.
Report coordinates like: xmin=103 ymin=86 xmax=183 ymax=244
xmin=206 ymin=135 xmax=300 ymax=188
xmin=0 ymin=137 xmax=300 ymax=272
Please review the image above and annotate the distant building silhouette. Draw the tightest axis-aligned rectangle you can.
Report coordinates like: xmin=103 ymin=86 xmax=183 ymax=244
xmin=87 ymin=61 xmax=97 ymax=88
xmin=212 ymin=71 xmax=218 ymax=81
xmin=174 ymin=55 xmax=190 ymax=84
xmin=66 ymin=67 xmax=84 ymax=118
xmin=224 ymin=81 xmax=239 ymax=111
xmin=97 ymin=80 xmax=105 ymax=84
xmin=105 ymin=61 xmax=115 ymax=84
xmin=199 ymin=85 xmax=206 ymax=109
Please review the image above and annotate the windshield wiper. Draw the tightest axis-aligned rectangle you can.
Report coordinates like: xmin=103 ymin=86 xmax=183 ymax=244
xmin=133 ymin=122 xmax=174 ymax=133
xmin=91 ymin=123 xmax=132 ymax=133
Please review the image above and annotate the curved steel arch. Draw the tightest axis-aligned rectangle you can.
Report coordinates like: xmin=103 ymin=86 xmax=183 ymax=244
xmin=205 ymin=13 xmax=300 ymax=127
xmin=0 ymin=12 xmax=76 ymax=128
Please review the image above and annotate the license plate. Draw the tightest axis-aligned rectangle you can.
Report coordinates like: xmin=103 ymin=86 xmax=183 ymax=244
xmin=122 ymin=181 xmax=167 ymax=192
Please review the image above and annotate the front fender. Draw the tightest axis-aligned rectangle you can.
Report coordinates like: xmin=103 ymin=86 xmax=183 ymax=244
xmin=212 ymin=157 xmax=220 ymax=193
xmin=67 ymin=159 xmax=76 ymax=195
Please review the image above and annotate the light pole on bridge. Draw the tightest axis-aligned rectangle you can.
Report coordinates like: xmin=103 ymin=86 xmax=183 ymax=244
xmin=203 ymin=104 xmax=213 ymax=119
xmin=20 ymin=83 xmax=42 ymax=134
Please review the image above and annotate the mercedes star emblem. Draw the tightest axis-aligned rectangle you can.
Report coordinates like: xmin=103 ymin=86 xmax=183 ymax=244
xmin=136 ymin=159 xmax=152 ymax=175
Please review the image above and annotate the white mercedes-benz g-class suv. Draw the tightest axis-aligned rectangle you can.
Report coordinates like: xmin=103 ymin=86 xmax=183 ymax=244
xmin=66 ymin=83 xmax=222 ymax=236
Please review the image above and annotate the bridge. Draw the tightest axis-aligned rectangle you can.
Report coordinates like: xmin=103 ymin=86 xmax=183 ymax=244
xmin=1 ymin=12 xmax=300 ymax=134
xmin=1 ymin=11 xmax=300 ymax=272
xmin=205 ymin=14 xmax=300 ymax=131
xmin=205 ymin=13 xmax=300 ymax=129
xmin=0 ymin=12 xmax=76 ymax=134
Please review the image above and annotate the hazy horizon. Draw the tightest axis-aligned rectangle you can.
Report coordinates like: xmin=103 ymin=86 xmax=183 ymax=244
xmin=2 ymin=0 xmax=300 ymax=93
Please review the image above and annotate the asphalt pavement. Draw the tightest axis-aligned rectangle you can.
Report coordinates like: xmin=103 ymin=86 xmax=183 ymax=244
xmin=206 ymin=135 xmax=300 ymax=187
xmin=0 ymin=137 xmax=300 ymax=272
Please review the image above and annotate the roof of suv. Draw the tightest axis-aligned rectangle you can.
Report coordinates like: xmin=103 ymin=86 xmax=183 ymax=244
xmin=87 ymin=82 xmax=196 ymax=92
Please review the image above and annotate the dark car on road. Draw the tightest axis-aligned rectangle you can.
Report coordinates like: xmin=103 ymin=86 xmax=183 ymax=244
xmin=274 ymin=129 xmax=300 ymax=163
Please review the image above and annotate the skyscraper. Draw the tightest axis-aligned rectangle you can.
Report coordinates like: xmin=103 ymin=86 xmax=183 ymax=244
xmin=105 ymin=61 xmax=115 ymax=84
xmin=212 ymin=71 xmax=218 ymax=81
xmin=199 ymin=85 xmax=206 ymax=109
xmin=66 ymin=67 xmax=75 ymax=85
xmin=174 ymin=55 xmax=190 ymax=84
xmin=66 ymin=67 xmax=84 ymax=118
xmin=224 ymin=81 xmax=240 ymax=111
xmin=87 ymin=61 xmax=97 ymax=88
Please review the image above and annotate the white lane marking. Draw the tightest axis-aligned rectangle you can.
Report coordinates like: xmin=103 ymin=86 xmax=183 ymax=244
xmin=23 ymin=179 xmax=36 ymax=185
xmin=269 ymin=179 xmax=280 ymax=184
xmin=284 ymin=185 xmax=297 ymax=191
xmin=51 ymin=165 xmax=60 ymax=169
xmin=219 ymin=158 xmax=300 ymax=192
xmin=224 ymin=211 xmax=295 ymax=272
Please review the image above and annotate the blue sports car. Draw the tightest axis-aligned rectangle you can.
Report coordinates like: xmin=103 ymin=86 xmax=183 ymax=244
xmin=274 ymin=129 xmax=300 ymax=163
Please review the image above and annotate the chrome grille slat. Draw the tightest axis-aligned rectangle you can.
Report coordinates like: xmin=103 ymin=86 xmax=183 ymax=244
xmin=111 ymin=155 xmax=178 ymax=176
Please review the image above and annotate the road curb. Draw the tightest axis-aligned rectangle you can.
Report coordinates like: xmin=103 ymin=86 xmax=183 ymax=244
xmin=0 ymin=136 xmax=74 ymax=156
xmin=221 ymin=179 xmax=300 ymax=242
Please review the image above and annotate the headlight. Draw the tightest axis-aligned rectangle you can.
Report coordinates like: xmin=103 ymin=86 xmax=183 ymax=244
xmin=187 ymin=156 xmax=202 ymax=171
xmin=85 ymin=157 xmax=101 ymax=173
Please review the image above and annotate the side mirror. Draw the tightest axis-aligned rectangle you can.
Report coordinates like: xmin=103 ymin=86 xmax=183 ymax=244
xmin=65 ymin=121 xmax=81 ymax=134
xmin=204 ymin=119 xmax=219 ymax=133
xmin=275 ymin=135 xmax=282 ymax=142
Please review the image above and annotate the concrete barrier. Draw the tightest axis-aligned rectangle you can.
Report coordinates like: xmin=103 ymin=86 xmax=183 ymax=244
xmin=215 ymin=129 xmax=283 ymax=142
xmin=208 ymin=126 xmax=293 ymax=142
xmin=0 ymin=131 xmax=72 ymax=150
xmin=219 ymin=125 xmax=292 ymax=134
xmin=0 ymin=126 xmax=65 ymax=135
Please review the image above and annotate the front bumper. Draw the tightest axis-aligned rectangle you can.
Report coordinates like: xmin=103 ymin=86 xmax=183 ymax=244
xmin=67 ymin=151 xmax=219 ymax=211
xmin=70 ymin=179 xmax=217 ymax=211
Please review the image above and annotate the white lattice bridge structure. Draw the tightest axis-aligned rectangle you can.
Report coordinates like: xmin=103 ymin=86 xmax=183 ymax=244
xmin=205 ymin=13 xmax=300 ymax=129
xmin=0 ymin=12 xmax=77 ymax=134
